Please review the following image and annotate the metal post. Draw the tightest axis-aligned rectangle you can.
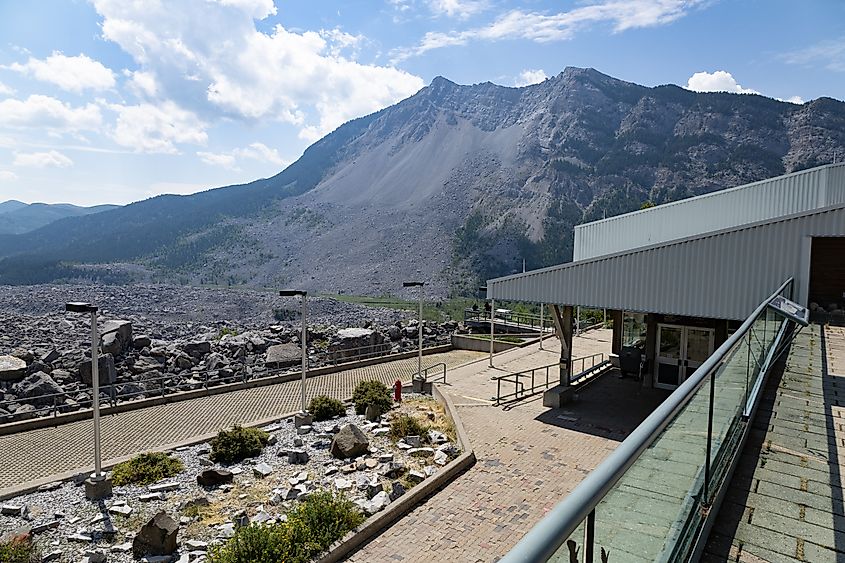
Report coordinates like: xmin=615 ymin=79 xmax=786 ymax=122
xmin=576 ymin=305 xmax=581 ymax=336
xmin=417 ymin=286 xmax=423 ymax=379
xmin=584 ymin=509 xmax=596 ymax=563
xmin=704 ymin=368 xmax=715 ymax=505
xmin=489 ymin=297 xmax=495 ymax=368
xmin=300 ymin=294 xmax=307 ymax=413
xmin=539 ymin=302 xmax=544 ymax=350
xmin=90 ymin=310 xmax=102 ymax=479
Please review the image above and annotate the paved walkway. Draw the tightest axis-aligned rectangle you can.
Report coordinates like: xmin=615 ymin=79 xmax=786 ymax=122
xmin=704 ymin=324 xmax=845 ymax=562
xmin=0 ymin=349 xmax=482 ymax=494
xmin=348 ymin=329 xmax=671 ymax=562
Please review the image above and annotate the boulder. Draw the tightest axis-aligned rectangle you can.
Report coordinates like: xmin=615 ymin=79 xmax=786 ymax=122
xmin=197 ymin=469 xmax=233 ymax=487
xmin=133 ymin=335 xmax=152 ymax=349
xmin=12 ymin=372 xmax=64 ymax=406
xmin=40 ymin=350 xmax=60 ymax=364
xmin=0 ymin=356 xmax=27 ymax=381
xmin=79 ymin=354 xmax=117 ymax=386
xmin=132 ymin=511 xmax=178 ymax=557
xmin=184 ymin=341 xmax=212 ymax=357
xmin=265 ymin=343 xmax=301 ymax=369
xmin=101 ymin=320 xmax=133 ymax=357
xmin=330 ymin=424 xmax=369 ymax=459
xmin=118 ymin=382 xmax=146 ymax=398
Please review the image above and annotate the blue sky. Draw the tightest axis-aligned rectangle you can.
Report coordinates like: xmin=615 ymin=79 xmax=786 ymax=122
xmin=0 ymin=0 xmax=842 ymax=206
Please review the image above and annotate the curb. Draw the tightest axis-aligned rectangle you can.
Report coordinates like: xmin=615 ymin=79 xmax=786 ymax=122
xmin=316 ymin=383 xmax=475 ymax=563
xmin=0 ymin=345 xmax=453 ymax=436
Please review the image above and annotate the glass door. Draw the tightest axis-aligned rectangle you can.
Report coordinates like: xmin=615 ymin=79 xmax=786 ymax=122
xmin=656 ymin=324 xmax=683 ymax=390
xmin=685 ymin=328 xmax=715 ymax=375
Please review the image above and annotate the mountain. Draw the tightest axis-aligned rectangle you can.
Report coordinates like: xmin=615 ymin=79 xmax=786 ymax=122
xmin=0 ymin=201 xmax=120 ymax=235
xmin=0 ymin=67 xmax=842 ymax=293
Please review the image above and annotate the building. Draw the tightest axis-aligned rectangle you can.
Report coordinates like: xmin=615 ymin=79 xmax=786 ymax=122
xmin=488 ymin=163 xmax=845 ymax=401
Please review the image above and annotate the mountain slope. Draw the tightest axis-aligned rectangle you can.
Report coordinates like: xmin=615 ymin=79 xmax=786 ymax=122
xmin=0 ymin=67 xmax=843 ymax=292
xmin=0 ymin=201 xmax=119 ymax=235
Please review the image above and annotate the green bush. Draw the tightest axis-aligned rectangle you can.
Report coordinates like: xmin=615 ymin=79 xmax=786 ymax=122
xmin=351 ymin=380 xmax=393 ymax=416
xmin=0 ymin=535 xmax=40 ymax=563
xmin=207 ymin=491 xmax=364 ymax=563
xmin=210 ymin=426 xmax=270 ymax=464
xmin=389 ymin=413 xmax=430 ymax=442
xmin=309 ymin=395 xmax=346 ymax=421
xmin=112 ymin=452 xmax=184 ymax=486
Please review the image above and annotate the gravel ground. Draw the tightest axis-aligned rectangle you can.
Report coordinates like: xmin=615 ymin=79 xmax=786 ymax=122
xmin=0 ymin=396 xmax=459 ymax=562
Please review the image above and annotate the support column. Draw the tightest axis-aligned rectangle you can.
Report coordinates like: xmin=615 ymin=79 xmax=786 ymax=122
xmin=610 ymin=309 xmax=624 ymax=355
xmin=544 ymin=304 xmax=573 ymax=408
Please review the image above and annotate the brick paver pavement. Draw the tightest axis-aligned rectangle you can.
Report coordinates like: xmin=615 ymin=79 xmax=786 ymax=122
xmin=704 ymin=324 xmax=845 ymax=562
xmin=0 ymin=349 xmax=482 ymax=493
xmin=348 ymin=329 xmax=670 ymax=562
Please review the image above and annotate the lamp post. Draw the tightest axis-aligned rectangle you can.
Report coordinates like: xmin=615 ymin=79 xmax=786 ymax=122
xmin=279 ymin=290 xmax=309 ymax=425
xmin=479 ymin=286 xmax=494 ymax=367
xmin=403 ymin=282 xmax=425 ymax=380
xmin=66 ymin=301 xmax=111 ymax=499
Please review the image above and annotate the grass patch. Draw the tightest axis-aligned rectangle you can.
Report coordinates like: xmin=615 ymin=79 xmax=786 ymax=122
xmin=111 ymin=452 xmax=184 ymax=486
xmin=0 ymin=535 xmax=40 ymax=563
xmin=207 ymin=491 xmax=364 ymax=563
xmin=210 ymin=426 xmax=270 ymax=464
xmin=308 ymin=395 xmax=346 ymax=421
xmin=351 ymin=380 xmax=392 ymax=416
xmin=389 ymin=413 xmax=430 ymax=442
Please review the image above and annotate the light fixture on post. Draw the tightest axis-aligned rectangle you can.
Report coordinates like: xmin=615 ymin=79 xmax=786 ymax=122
xmin=279 ymin=290 xmax=311 ymax=427
xmin=66 ymin=301 xmax=112 ymax=500
xmin=403 ymin=282 xmax=425 ymax=384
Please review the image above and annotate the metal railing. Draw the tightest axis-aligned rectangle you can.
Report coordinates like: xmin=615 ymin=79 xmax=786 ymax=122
xmin=502 ymin=278 xmax=799 ymax=563
xmin=493 ymin=353 xmax=609 ymax=406
xmin=0 ymin=341 xmax=451 ymax=423
xmin=464 ymin=309 xmax=554 ymax=331
xmin=420 ymin=362 xmax=447 ymax=384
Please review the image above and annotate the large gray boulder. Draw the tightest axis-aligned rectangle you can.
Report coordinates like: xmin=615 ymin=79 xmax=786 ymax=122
xmin=101 ymin=320 xmax=133 ymax=357
xmin=330 ymin=424 xmax=370 ymax=459
xmin=79 ymin=354 xmax=117 ymax=387
xmin=265 ymin=343 xmax=301 ymax=369
xmin=132 ymin=511 xmax=178 ymax=557
xmin=184 ymin=341 xmax=211 ymax=357
xmin=0 ymin=356 xmax=27 ymax=381
xmin=13 ymin=372 xmax=64 ymax=406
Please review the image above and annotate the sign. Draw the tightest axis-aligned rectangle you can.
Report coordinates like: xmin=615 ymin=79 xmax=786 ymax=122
xmin=768 ymin=295 xmax=809 ymax=326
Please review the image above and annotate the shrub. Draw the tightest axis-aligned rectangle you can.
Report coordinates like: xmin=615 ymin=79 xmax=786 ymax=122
xmin=389 ymin=413 xmax=430 ymax=442
xmin=111 ymin=452 xmax=184 ymax=486
xmin=351 ymin=380 xmax=393 ymax=416
xmin=0 ymin=535 xmax=39 ymax=563
xmin=309 ymin=395 xmax=346 ymax=421
xmin=207 ymin=491 xmax=364 ymax=563
xmin=210 ymin=426 xmax=270 ymax=464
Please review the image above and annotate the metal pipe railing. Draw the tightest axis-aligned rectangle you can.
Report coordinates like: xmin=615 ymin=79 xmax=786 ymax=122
xmin=501 ymin=278 xmax=795 ymax=563
xmin=493 ymin=354 xmax=609 ymax=406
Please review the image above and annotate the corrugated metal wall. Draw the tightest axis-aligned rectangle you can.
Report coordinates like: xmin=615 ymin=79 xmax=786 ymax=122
xmin=574 ymin=163 xmax=845 ymax=261
xmin=490 ymin=206 xmax=845 ymax=321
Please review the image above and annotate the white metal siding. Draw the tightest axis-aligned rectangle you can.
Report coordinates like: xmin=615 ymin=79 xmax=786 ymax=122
xmin=573 ymin=163 xmax=845 ymax=261
xmin=490 ymin=205 xmax=845 ymax=320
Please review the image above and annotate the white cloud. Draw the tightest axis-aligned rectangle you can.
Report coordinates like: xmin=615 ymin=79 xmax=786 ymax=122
xmin=0 ymin=95 xmax=102 ymax=133
xmin=198 ymin=142 xmax=288 ymax=170
xmin=13 ymin=150 xmax=73 ymax=168
xmin=0 ymin=170 xmax=17 ymax=181
xmin=782 ymin=38 xmax=845 ymax=72
xmin=514 ymin=68 xmax=548 ymax=87
xmin=781 ymin=95 xmax=804 ymax=104
xmin=6 ymin=52 xmax=115 ymax=93
xmin=107 ymin=101 xmax=208 ymax=154
xmin=685 ymin=70 xmax=759 ymax=94
xmin=0 ymin=82 xmax=14 ymax=96
xmin=91 ymin=0 xmax=424 ymax=142
xmin=124 ymin=70 xmax=159 ymax=98
xmin=395 ymin=1 xmax=706 ymax=60
xmin=427 ymin=0 xmax=488 ymax=19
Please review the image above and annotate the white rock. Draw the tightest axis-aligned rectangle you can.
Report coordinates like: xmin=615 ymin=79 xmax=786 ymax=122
xmin=149 ymin=482 xmax=180 ymax=493
xmin=253 ymin=462 xmax=273 ymax=478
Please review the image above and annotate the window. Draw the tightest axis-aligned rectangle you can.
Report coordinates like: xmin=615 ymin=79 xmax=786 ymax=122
xmin=622 ymin=312 xmax=647 ymax=349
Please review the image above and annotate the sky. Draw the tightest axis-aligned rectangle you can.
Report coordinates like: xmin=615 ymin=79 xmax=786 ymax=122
xmin=0 ymin=0 xmax=843 ymax=206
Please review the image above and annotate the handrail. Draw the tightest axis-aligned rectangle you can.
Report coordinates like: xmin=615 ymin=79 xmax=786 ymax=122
xmin=421 ymin=362 xmax=447 ymax=384
xmin=502 ymin=277 xmax=795 ymax=563
xmin=493 ymin=353 xmax=609 ymax=406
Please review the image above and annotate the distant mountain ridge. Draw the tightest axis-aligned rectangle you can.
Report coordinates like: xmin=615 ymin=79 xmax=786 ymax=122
xmin=0 ymin=67 xmax=842 ymax=293
xmin=0 ymin=200 xmax=119 ymax=235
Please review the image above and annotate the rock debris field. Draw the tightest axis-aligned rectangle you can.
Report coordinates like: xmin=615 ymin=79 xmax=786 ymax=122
xmin=0 ymin=284 xmax=461 ymax=423
xmin=0 ymin=397 xmax=460 ymax=562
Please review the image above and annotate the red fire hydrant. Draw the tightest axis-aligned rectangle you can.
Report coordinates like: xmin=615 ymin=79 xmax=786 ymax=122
xmin=394 ymin=379 xmax=402 ymax=403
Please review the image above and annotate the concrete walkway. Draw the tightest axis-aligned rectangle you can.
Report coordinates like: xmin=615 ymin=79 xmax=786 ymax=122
xmin=0 ymin=349 xmax=482 ymax=494
xmin=348 ymin=329 xmax=670 ymax=562
xmin=704 ymin=324 xmax=845 ymax=562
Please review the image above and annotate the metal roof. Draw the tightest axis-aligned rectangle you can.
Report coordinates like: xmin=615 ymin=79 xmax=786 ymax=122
xmin=574 ymin=163 xmax=845 ymax=261
xmin=488 ymin=204 xmax=845 ymax=321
